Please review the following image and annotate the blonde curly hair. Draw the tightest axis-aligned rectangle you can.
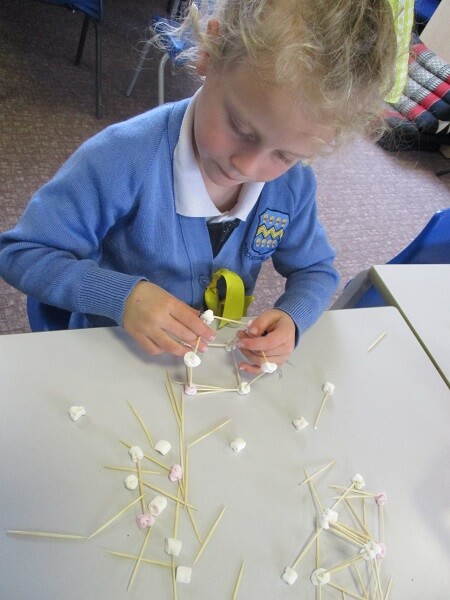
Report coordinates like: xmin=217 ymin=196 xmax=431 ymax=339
xmin=157 ymin=0 xmax=397 ymax=146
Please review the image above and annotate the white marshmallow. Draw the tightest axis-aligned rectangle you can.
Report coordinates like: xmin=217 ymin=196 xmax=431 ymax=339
xmin=237 ymin=381 xmax=251 ymax=395
xmin=229 ymin=438 xmax=246 ymax=453
xmin=292 ymin=417 xmax=309 ymax=430
xmin=360 ymin=541 xmax=381 ymax=560
xmin=324 ymin=508 xmax=338 ymax=522
xmin=154 ymin=439 xmax=171 ymax=455
xmin=148 ymin=495 xmax=168 ymax=516
xmin=311 ymin=568 xmax=331 ymax=586
xmin=261 ymin=361 xmax=277 ymax=374
xmin=184 ymin=384 xmax=197 ymax=396
xmin=225 ymin=337 xmax=238 ymax=352
xmin=176 ymin=566 xmax=192 ymax=584
xmin=352 ymin=473 xmax=366 ymax=490
xmin=183 ymin=351 xmax=201 ymax=368
xmin=68 ymin=406 xmax=86 ymax=421
xmin=318 ymin=508 xmax=338 ymax=529
xmin=200 ymin=309 xmax=214 ymax=325
xmin=281 ymin=567 xmax=298 ymax=585
xmin=128 ymin=445 xmax=144 ymax=463
xmin=165 ymin=537 xmax=182 ymax=556
xmin=123 ymin=474 xmax=139 ymax=490
xmin=322 ymin=381 xmax=335 ymax=395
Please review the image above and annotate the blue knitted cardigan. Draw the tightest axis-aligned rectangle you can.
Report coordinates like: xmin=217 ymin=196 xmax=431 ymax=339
xmin=0 ymin=98 xmax=339 ymax=338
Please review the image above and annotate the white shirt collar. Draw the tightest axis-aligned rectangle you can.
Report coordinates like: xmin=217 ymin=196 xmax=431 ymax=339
xmin=173 ymin=89 xmax=264 ymax=222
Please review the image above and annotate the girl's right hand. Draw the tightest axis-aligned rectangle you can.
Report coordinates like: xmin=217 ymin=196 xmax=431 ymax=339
xmin=123 ymin=281 xmax=216 ymax=357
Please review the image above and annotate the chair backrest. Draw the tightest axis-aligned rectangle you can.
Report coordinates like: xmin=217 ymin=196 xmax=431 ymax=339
xmin=389 ymin=208 xmax=450 ymax=264
xmin=333 ymin=208 xmax=450 ymax=309
xmin=27 ymin=297 xmax=71 ymax=332
xmin=36 ymin=0 xmax=102 ymax=22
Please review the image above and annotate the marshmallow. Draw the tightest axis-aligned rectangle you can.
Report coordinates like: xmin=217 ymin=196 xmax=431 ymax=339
xmin=352 ymin=473 xmax=366 ymax=490
xmin=123 ymin=474 xmax=139 ymax=490
xmin=128 ymin=445 xmax=144 ymax=463
xmin=318 ymin=508 xmax=338 ymax=529
xmin=292 ymin=417 xmax=309 ymax=430
xmin=148 ymin=495 xmax=168 ymax=516
xmin=154 ymin=439 xmax=171 ymax=455
xmin=136 ymin=513 xmax=155 ymax=529
xmin=322 ymin=381 xmax=335 ymax=395
xmin=225 ymin=337 xmax=238 ymax=352
xmin=376 ymin=542 xmax=387 ymax=559
xmin=360 ymin=541 xmax=381 ymax=560
xmin=68 ymin=406 xmax=86 ymax=421
xmin=261 ymin=361 xmax=277 ymax=374
xmin=229 ymin=438 xmax=246 ymax=453
xmin=200 ymin=309 xmax=214 ymax=325
xmin=374 ymin=492 xmax=387 ymax=506
xmin=281 ymin=567 xmax=298 ymax=585
xmin=165 ymin=537 xmax=182 ymax=556
xmin=311 ymin=568 xmax=331 ymax=586
xmin=176 ymin=566 xmax=192 ymax=584
xmin=237 ymin=382 xmax=251 ymax=395
xmin=184 ymin=384 xmax=197 ymax=396
xmin=169 ymin=464 xmax=183 ymax=482
xmin=183 ymin=351 xmax=201 ymax=368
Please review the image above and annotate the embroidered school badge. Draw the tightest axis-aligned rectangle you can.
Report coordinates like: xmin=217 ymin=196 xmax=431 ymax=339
xmin=251 ymin=209 xmax=290 ymax=256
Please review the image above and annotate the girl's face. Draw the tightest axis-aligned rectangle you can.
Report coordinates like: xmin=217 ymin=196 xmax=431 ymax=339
xmin=193 ymin=57 xmax=335 ymax=191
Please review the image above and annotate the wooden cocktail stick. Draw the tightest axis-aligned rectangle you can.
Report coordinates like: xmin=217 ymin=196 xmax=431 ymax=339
xmin=127 ymin=527 xmax=152 ymax=591
xmin=195 ymin=388 xmax=239 ymax=395
xmin=187 ymin=418 xmax=231 ymax=448
xmin=127 ymin=400 xmax=154 ymax=448
xmin=314 ymin=392 xmax=330 ymax=430
xmin=141 ymin=480 xmax=197 ymax=510
xmin=87 ymin=493 xmax=146 ymax=540
xmin=213 ymin=315 xmax=244 ymax=325
xmin=328 ymin=554 xmax=363 ymax=574
xmin=171 ymin=556 xmax=178 ymax=600
xmin=136 ymin=459 xmax=145 ymax=513
xmin=103 ymin=465 xmax=163 ymax=475
xmin=303 ymin=468 xmax=324 ymax=513
xmin=327 ymin=582 xmax=366 ymax=600
xmin=367 ymin=332 xmax=387 ymax=352
xmin=299 ymin=460 xmax=336 ymax=486
xmin=232 ymin=350 xmax=242 ymax=386
xmin=7 ymin=530 xmax=85 ymax=540
xmin=108 ymin=550 xmax=171 ymax=568
xmin=231 ymin=561 xmax=245 ymax=600
xmin=384 ymin=576 xmax=393 ymax=600
xmin=193 ymin=506 xmax=226 ymax=565
xmin=345 ymin=498 xmax=371 ymax=537
xmin=291 ymin=528 xmax=322 ymax=569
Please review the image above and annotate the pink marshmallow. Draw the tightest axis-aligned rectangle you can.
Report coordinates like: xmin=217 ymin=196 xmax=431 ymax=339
xmin=136 ymin=513 xmax=155 ymax=529
xmin=374 ymin=492 xmax=387 ymax=506
xmin=169 ymin=464 xmax=183 ymax=482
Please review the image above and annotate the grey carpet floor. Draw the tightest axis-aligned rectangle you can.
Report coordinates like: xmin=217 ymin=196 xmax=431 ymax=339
xmin=1 ymin=0 xmax=449 ymax=334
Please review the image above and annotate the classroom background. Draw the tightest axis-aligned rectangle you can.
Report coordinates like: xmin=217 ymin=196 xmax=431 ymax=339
xmin=1 ymin=0 xmax=449 ymax=335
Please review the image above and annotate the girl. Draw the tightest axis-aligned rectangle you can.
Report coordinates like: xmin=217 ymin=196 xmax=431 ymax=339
xmin=0 ymin=0 xmax=397 ymax=372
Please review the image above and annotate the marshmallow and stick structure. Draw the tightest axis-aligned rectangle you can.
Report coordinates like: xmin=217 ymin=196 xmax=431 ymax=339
xmin=314 ymin=381 xmax=335 ymax=429
xmin=282 ymin=467 xmax=391 ymax=599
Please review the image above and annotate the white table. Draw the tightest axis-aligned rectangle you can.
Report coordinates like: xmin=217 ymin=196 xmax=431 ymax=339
xmin=370 ymin=264 xmax=450 ymax=388
xmin=1 ymin=308 xmax=449 ymax=599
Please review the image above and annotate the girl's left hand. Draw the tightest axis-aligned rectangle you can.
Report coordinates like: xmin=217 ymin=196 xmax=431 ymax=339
xmin=236 ymin=309 xmax=296 ymax=374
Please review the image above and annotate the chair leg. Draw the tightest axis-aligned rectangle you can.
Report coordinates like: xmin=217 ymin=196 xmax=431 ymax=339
xmin=94 ymin=21 xmax=102 ymax=119
xmin=74 ymin=15 xmax=102 ymax=119
xmin=75 ymin=15 xmax=89 ymax=65
xmin=125 ymin=39 xmax=153 ymax=97
xmin=158 ymin=53 xmax=170 ymax=105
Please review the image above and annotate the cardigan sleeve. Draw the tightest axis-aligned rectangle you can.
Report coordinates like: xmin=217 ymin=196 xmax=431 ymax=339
xmin=0 ymin=117 xmax=160 ymax=325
